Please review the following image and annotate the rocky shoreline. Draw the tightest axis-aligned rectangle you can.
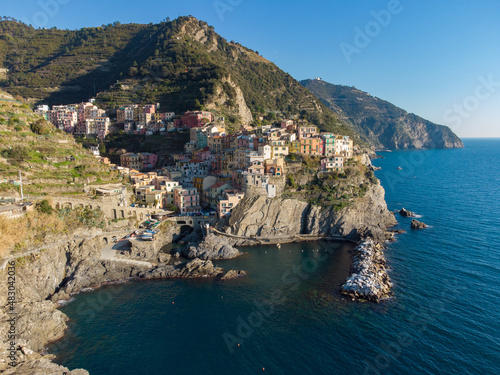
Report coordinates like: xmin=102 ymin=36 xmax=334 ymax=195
xmin=0 ymin=230 xmax=245 ymax=374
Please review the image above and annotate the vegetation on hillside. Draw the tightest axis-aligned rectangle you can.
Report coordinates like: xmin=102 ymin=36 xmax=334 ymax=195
xmin=0 ymin=198 xmax=105 ymax=257
xmin=0 ymin=17 xmax=358 ymax=139
xmin=0 ymin=90 xmax=120 ymax=196
xmin=283 ymin=155 xmax=376 ymax=210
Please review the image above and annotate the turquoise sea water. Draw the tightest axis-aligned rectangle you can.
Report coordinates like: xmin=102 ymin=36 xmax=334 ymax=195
xmin=50 ymin=139 xmax=500 ymax=374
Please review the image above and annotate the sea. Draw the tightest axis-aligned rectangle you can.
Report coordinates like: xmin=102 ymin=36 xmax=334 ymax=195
xmin=49 ymin=138 xmax=500 ymax=375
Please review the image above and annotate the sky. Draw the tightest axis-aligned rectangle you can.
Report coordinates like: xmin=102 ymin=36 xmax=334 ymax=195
xmin=2 ymin=0 xmax=500 ymax=138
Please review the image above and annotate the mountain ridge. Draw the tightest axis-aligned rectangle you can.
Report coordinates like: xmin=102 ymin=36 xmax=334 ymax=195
xmin=301 ymin=79 xmax=464 ymax=149
xmin=0 ymin=17 xmax=355 ymax=138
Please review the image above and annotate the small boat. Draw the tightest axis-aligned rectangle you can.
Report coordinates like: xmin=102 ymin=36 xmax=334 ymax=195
xmin=276 ymin=243 xmax=281 ymax=249
xmin=397 ymin=167 xmax=403 ymax=170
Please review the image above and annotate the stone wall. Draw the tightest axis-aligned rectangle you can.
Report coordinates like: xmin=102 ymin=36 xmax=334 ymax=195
xmin=48 ymin=197 xmax=162 ymax=221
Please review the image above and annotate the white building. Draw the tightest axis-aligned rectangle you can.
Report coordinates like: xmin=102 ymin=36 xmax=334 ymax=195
xmin=258 ymin=145 xmax=272 ymax=160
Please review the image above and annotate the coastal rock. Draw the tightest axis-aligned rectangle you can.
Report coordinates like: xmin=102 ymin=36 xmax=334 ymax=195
xmin=225 ymin=182 xmax=396 ymax=244
xmin=220 ymin=270 xmax=247 ymax=280
xmin=139 ymin=258 xmax=224 ymax=279
xmin=183 ymin=234 xmax=241 ymax=260
xmin=0 ymin=232 xmax=237 ymax=373
xmin=399 ymin=208 xmax=415 ymax=217
xmin=390 ymin=229 xmax=406 ymax=234
xmin=340 ymin=239 xmax=392 ymax=302
xmin=157 ymin=252 xmax=172 ymax=263
xmin=1 ymin=359 xmax=89 ymax=375
xmin=411 ymin=219 xmax=428 ymax=229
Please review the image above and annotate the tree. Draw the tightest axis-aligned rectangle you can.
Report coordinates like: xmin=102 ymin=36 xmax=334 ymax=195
xmin=194 ymin=99 xmax=203 ymax=110
xmin=30 ymin=119 xmax=52 ymax=135
xmin=98 ymin=143 xmax=106 ymax=155
xmin=128 ymin=66 xmax=138 ymax=77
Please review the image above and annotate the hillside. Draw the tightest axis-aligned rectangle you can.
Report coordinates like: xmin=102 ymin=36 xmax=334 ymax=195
xmin=0 ymin=90 xmax=120 ymax=197
xmin=301 ymin=79 xmax=464 ymax=149
xmin=0 ymin=17 xmax=354 ymax=138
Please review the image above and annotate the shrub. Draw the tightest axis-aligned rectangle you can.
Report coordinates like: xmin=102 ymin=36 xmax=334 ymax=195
xmin=365 ymin=170 xmax=378 ymax=184
xmin=287 ymin=175 xmax=297 ymax=189
xmin=75 ymin=207 xmax=105 ymax=228
xmin=2 ymin=145 xmax=29 ymax=164
xmin=35 ymin=199 xmax=54 ymax=214
xmin=30 ymin=119 xmax=52 ymax=135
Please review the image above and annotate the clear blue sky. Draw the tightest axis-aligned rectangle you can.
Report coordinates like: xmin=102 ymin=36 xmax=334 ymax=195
xmin=3 ymin=0 xmax=500 ymax=137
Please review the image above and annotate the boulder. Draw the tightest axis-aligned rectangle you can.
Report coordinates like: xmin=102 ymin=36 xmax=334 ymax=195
xmin=220 ymin=270 xmax=247 ymax=280
xmin=138 ymin=258 xmax=225 ymax=279
xmin=157 ymin=252 xmax=171 ymax=263
xmin=399 ymin=208 xmax=415 ymax=217
xmin=411 ymin=219 xmax=428 ymax=229
xmin=183 ymin=234 xmax=241 ymax=260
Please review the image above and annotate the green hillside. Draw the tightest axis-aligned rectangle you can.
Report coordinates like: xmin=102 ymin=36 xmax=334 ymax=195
xmin=0 ymin=17 xmax=355 ymax=138
xmin=0 ymin=90 xmax=120 ymax=197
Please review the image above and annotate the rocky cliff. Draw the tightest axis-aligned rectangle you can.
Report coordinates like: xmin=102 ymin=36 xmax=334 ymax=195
xmin=224 ymin=182 xmax=396 ymax=243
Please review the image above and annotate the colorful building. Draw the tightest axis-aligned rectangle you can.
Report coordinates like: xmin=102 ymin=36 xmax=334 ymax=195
xmin=217 ymin=190 xmax=245 ymax=218
xmin=300 ymin=137 xmax=323 ymax=155
xmin=321 ymin=156 xmax=344 ymax=172
xmin=174 ymin=187 xmax=201 ymax=213
xmin=321 ymin=133 xmax=336 ymax=157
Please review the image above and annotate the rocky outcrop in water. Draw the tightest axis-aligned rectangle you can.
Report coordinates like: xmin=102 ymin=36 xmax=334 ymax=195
xmin=411 ymin=219 xmax=428 ymax=229
xmin=139 ymin=258 xmax=224 ymax=279
xmin=340 ymin=239 xmax=392 ymax=302
xmin=183 ymin=234 xmax=241 ymax=260
xmin=220 ymin=269 xmax=247 ymax=280
xmin=399 ymin=208 xmax=415 ymax=217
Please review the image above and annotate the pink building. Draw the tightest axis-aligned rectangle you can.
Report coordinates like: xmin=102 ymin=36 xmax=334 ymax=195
xmin=174 ymin=187 xmax=201 ymax=214
xmin=144 ymin=104 xmax=156 ymax=114
xmin=139 ymin=153 xmax=158 ymax=170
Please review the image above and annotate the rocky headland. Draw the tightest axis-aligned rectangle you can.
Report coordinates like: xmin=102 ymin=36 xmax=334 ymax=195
xmin=182 ymin=233 xmax=241 ymax=260
xmin=218 ymin=177 xmax=397 ymax=302
xmin=223 ymin=181 xmax=396 ymax=244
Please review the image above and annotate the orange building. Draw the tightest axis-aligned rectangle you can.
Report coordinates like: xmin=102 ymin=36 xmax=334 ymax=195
xmin=300 ymin=137 xmax=323 ymax=155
